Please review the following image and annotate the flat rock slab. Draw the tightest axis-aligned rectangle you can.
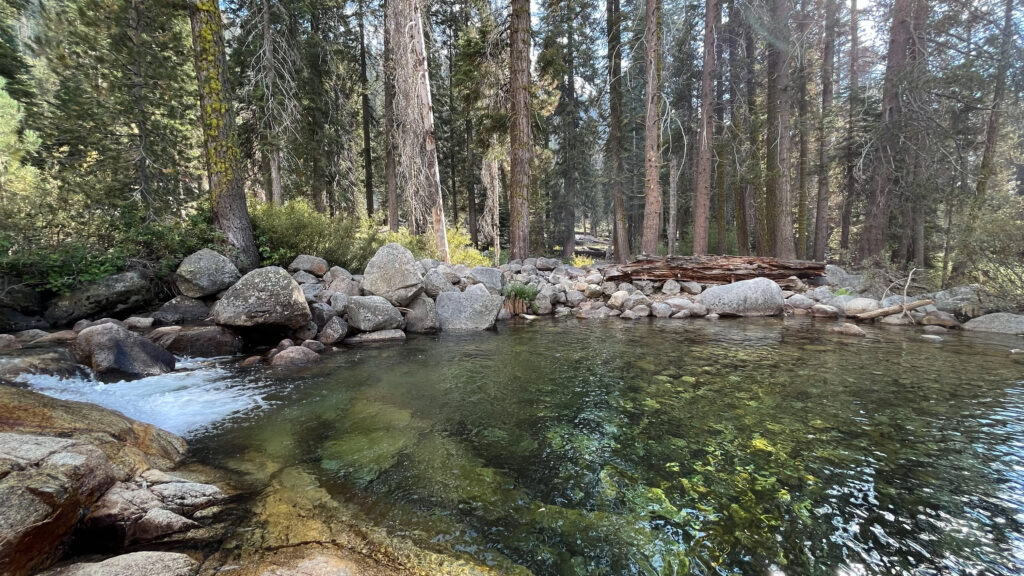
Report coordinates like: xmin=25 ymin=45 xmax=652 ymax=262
xmin=39 ymin=551 xmax=198 ymax=576
xmin=344 ymin=329 xmax=406 ymax=345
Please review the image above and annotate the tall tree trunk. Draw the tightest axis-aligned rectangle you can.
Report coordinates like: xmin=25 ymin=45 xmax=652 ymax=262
xmin=608 ymin=0 xmax=629 ymax=262
xmin=406 ymin=0 xmax=449 ymax=261
xmin=128 ymin=0 xmax=152 ymax=218
xmin=714 ymin=0 xmax=727 ymax=255
xmin=795 ymin=0 xmax=810 ymax=259
xmin=560 ymin=10 xmax=579 ymax=260
xmin=641 ymin=0 xmax=663 ymax=255
xmin=261 ymin=0 xmax=283 ymax=205
xmin=975 ymin=0 xmax=1013 ymax=203
xmin=384 ymin=0 xmax=398 ymax=231
xmin=358 ymin=0 xmax=374 ymax=215
xmin=841 ymin=0 xmax=858 ymax=251
xmin=466 ymin=117 xmax=477 ymax=245
xmin=856 ymin=0 xmax=921 ymax=262
xmin=813 ymin=0 xmax=837 ymax=260
xmin=765 ymin=0 xmax=796 ymax=258
xmin=668 ymin=155 xmax=679 ymax=255
xmin=308 ymin=8 xmax=329 ymax=212
xmin=509 ymin=0 xmax=532 ymax=260
xmin=727 ymin=0 xmax=749 ymax=256
xmin=743 ymin=16 xmax=768 ymax=255
xmin=693 ymin=0 xmax=716 ymax=255
xmin=448 ymin=18 xmax=458 ymax=227
xmin=188 ymin=0 xmax=258 ymax=270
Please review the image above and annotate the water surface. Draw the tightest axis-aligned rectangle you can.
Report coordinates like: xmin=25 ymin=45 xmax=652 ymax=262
xmin=34 ymin=318 xmax=1024 ymax=574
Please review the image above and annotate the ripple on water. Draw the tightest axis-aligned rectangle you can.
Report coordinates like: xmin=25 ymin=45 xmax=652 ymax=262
xmin=19 ymin=356 xmax=272 ymax=437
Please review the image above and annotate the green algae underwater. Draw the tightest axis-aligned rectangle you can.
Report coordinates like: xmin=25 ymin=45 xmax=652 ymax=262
xmin=190 ymin=317 xmax=1024 ymax=575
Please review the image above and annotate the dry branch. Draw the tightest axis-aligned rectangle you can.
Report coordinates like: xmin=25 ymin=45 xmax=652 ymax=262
xmin=850 ymin=299 xmax=934 ymax=321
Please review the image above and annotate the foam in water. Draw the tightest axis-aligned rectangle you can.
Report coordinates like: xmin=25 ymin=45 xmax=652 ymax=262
xmin=18 ymin=358 xmax=267 ymax=436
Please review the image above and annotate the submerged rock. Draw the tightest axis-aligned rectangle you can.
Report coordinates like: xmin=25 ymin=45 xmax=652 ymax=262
xmin=38 ymin=551 xmax=198 ymax=576
xmin=174 ymin=249 xmax=240 ymax=298
xmin=830 ymin=323 xmax=866 ymax=337
xmin=212 ymin=267 xmax=311 ymax=330
xmin=698 ymin=278 xmax=784 ymax=317
xmin=72 ymin=323 xmax=175 ymax=377
xmin=343 ymin=329 xmax=406 ymax=344
xmin=436 ymin=291 xmax=503 ymax=331
xmin=269 ymin=346 xmax=320 ymax=366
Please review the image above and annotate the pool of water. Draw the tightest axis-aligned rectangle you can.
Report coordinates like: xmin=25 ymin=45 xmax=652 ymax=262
xmin=34 ymin=317 xmax=1024 ymax=575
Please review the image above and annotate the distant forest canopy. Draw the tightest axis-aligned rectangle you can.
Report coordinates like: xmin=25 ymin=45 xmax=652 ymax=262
xmin=0 ymin=0 xmax=1021 ymax=293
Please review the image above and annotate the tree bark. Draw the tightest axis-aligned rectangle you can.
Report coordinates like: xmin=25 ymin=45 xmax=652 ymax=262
xmin=308 ymin=8 xmax=329 ymax=212
xmin=187 ymin=0 xmax=258 ymax=270
xmin=743 ymin=16 xmax=768 ymax=256
xmin=856 ymin=0 xmax=921 ymax=262
xmin=261 ymin=0 xmax=283 ymax=206
xmin=560 ymin=7 xmax=579 ymax=260
xmin=813 ymin=0 xmax=837 ymax=260
xmin=974 ymin=0 xmax=1013 ymax=203
xmin=384 ymin=0 xmax=398 ymax=231
xmin=692 ymin=0 xmax=716 ymax=255
xmin=358 ymin=0 xmax=374 ymax=215
xmin=668 ymin=155 xmax=679 ymax=255
xmin=509 ymin=0 xmax=532 ymax=260
xmin=641 ymin=0 xmax=663 ymax=255
xmin=795 ymin=0 xmax=809 ymax=259
xmin=604 ymin=255 xmax=825 ymax=285
xmin=608 ymin=0 xmax=629 ymax=262
xmin=765 ymin=0 xmax=796 ymax=258
xmin=128 ymin=0 xmax=152 ymax=218
xmin=728 ymin=0 xmax=750 ymax=256
xmin=841 ymin=0 xmax=857 ymax=251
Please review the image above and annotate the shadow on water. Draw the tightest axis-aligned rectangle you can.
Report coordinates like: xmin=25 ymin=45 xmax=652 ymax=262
xmin=90 ymin=318 xmax=1024 ymax=575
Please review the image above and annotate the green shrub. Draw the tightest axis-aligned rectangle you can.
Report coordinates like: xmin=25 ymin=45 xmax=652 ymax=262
xmin=250 ymin=199 xmax=490 ymax=272
xmin=249 ymin=199 xmax=385 ymax=271
xmin=502 ymin=282 xmax=539 ymax=302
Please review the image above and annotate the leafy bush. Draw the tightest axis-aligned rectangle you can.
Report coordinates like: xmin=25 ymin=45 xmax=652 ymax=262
xmin=250 ymin=199 xmax=490 ymax=272
xmin=571 ymin=254 xmax=595 ymax=268
xmin=250 ymin=199 xmax=385 ymax=271
xmin=502 ymin=282 xmax=539 ymax=302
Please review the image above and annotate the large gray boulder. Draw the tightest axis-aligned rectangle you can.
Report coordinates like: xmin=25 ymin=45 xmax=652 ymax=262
xmin=38 ymin=552 xmax=198 ymax=576
xmin=45 ymin=271 xmax=156 ymax=327
xmin=173 ymin=249 xmax=240 ymax=298
xmin=404 ymin=294 xmax=440 ymax=333
xmin=344 ymin=296 xmax=404 ymax=332
xmin=360 ymin=243 xmax=424 ymax=307
xmin=697 ymin=278 xmax=784 ymax=317
xmin=926 ymin=284 xmax=991 ymax=318
xmin=212 ymin=267 xmax=311 ymax=329
xmin=963 ymin=313 xmax=1024 ymax=334
xmin=468 ymin=267 xmax=504 ymax=295
xmin=436 ymin=291 xmax=503 ymax=331
xmin=72 ymin=323 xmax=175 ymax=377
xmin=0 ymin=433 xmax=118 ymax=576
xmin=423 ymin=269 xmax=458 ymax=298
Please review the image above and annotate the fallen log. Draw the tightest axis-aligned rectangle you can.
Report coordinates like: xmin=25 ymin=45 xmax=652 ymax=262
xmin=850 ymin=299 xmax=934 ymax=321
xmin=602 ymin=255 xmax=826 ymax=287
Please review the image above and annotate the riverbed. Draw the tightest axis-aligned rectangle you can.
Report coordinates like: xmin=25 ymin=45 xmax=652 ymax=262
xmin=24 ymin=317 xmax=1024 ymax=575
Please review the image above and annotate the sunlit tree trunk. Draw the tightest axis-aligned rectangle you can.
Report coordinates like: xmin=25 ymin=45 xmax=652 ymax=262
xmin=509 ymin=0 xmax=532 ymax=260
xmin=765 ymin=0 xmax=796 ymax=258
xmin=813 ymin=0 xmax=837 ymax=260
xmin=358 ymin=0 xmax=374 ymax=215
xmin=187 ymin=0 xmax=258 ymax=269
xmin=608 ymin=0 xmax=630 ymax=262
xmin=693 ymin=0 xmax=716 ymax=255
xmin=641 ymin=0 xmax=663 ymax=255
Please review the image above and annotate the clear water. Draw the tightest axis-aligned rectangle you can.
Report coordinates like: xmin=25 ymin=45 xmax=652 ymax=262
xmin=31 ymin=318 xmax=1024 ymax=575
